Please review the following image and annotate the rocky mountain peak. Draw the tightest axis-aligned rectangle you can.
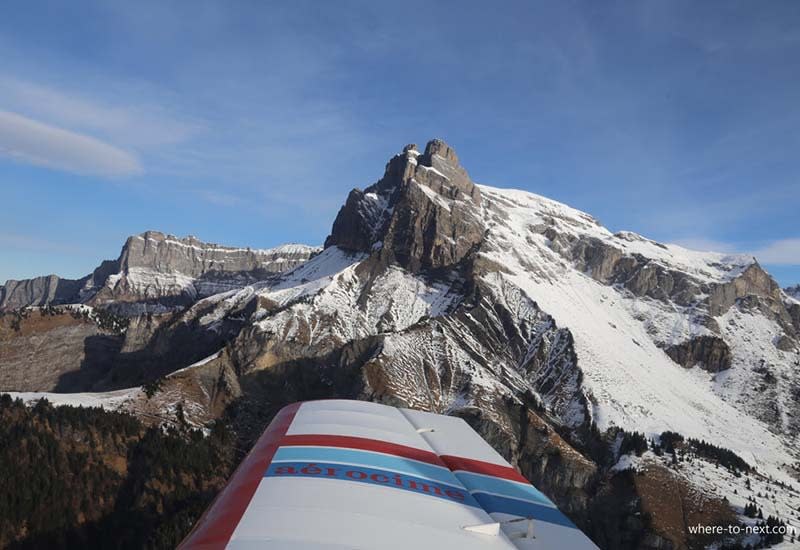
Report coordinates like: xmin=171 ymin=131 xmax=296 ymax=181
xmin=423 ymin=138 xmax=458 ymax=162
xmin=325 ymin=139 xmax=483 ymax=272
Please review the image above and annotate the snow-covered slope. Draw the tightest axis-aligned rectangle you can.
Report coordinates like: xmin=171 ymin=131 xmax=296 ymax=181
xmin=477 ymin=185 xmax=798 ymax=477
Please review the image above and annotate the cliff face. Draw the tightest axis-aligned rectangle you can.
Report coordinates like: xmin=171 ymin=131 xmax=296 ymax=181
xmin=0 ymin=274 xmax=86 ymax=310
xmin=89 ymin=232 xmax=320 ymax=310
xmin=115 ymin=232 xmax=317 ymax=282
xmin=325 ymin=140 xmax=483 ymax=272
xmin=665 ymin=335 xmax=732 ymax=372
xmin=0 ymin=234 xmax=319 ymax=392
xmin=0 ymin=233 xmax=320 ymax=313
xmin=0 ymin=309 xmax=123 ymax=391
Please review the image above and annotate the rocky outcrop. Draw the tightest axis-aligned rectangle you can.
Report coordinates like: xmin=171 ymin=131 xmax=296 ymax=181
xmin=570 ymin=237 xmax=625 ymax=283
xmin=665 ymin=335 xmax=732 ymax=372
xmin=788 ymin=302 xmax=800 ymax=334
xmin=128 ymin=348 xmax=242 ymax=428
xmin=706 ymin=264 xmax=800 ymax=346
xmin=0 ymin=308 xmax=121 ymax=391
xmin=0 ymin=274 xmax=86 ymax=310
xmin=117 ymin=232 xmax=314 ymax=279
xmin=0 ymin=233 xmax=319 ymax=312
xmin=708 ymin=263 xmax=782 ymax=316
xmin=785 ymin=286 xmax=800 ymax=335
xmin=570 ymin=237 xmax=702 ymax=306
xmin=774 ymin=334 xmax=797 ymax=352
xmin=89 ymin=232 xmax=319 ymax=309
xmin=0 ymin=294 xmax=250 ymax=392
xmin=514 ymin=408 xmax=597 ymax=517
xmin=545 ymin=219 xmax=799 ymax=367
xmin=590 ymin=461 xmax=738 ymax=550
xmin=326 ymin=139 xmax=484 ymax=272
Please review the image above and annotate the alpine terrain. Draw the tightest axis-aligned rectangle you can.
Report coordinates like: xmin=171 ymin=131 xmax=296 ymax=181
xmin=1 ymin=140 xmax=799 ymax=549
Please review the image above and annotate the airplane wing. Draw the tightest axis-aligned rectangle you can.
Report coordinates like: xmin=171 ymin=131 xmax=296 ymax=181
xmin=179 ymin=399 xmax=598 ymax=549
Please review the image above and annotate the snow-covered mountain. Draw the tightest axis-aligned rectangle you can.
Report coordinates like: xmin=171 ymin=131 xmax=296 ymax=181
xmin=2 ymin=140 xmax=799 ymax=548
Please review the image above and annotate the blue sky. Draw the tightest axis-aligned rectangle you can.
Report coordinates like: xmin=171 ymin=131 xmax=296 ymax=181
xmin=1 ymin=0 xmax=798 ymax=286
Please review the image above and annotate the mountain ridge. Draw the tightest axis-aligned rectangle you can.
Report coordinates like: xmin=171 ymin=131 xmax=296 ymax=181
xmin=0 ymin=231 xmax=320 ymax=312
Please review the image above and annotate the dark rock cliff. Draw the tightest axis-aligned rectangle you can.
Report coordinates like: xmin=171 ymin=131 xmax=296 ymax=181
xmin=665 ymin=335 xmax=732 ymax=372
xmin=326 ymin=139 xmax=484 ymax=272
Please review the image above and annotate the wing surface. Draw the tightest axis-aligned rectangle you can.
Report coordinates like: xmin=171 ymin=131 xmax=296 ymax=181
xmin=180 ymin=400 xmax=598 ymax=549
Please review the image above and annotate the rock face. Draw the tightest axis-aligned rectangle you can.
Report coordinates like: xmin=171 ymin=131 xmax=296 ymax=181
xmin=326 ymin=140 xmax=483 ymax=272
xmin=0 ymin=232 xmax=320 ymax=312
xmin=786 ymin=285 xmax=800 ymax=334
xmin=788 ymin=301 xmax=800 ymax=334
xmin=90 ymin=232 xmax=320 ymax=310
xmin=118 ymin=232 xmax=313 ymax=281
xmin=570 ymin=236 xmax=702 ymax=306
xmin=708 ymin=262 xmax=783 ymax=316
xmin=0 ymin=300 xmax=249 ymax=392
xmin=665 ymin=335 xmax=732 ymax=372
xmin=0 ymin=275 xmax=85 ymax=310
xmin=0 ymin=309 xmax=121 ymax=391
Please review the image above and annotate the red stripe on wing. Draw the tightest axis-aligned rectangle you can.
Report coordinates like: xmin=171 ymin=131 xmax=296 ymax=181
xmin=278 ymin=434 xmax=527 ymax=484
xmin=440 ymin=455 xmax=530 ymax=484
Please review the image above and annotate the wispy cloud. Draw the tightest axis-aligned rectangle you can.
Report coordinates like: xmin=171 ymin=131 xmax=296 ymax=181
xmin=749 ymin=238 xmax=800 ymax=265
xmin=0 ymin=110 xmax=142 ymax=177
xmin=0 ymin=76 xmax=207 ymax=180
xmin=0 ymin=77 xmax=200 ymax=148
xmin=671 ymin=237 xmax=800 ymax=265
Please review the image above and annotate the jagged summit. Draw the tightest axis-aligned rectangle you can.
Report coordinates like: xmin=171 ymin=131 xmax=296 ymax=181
xmin=325 ymin=139 xmax=482 ymax=272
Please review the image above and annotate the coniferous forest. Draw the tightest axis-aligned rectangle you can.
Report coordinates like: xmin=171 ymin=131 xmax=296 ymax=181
xmin=0 ymin=395 xmax=234 ymax=549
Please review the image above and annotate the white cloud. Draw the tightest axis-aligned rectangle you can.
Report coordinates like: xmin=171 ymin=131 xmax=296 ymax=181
xmin=0 ymin=77 xmax=200 ymax=148
xmin=671 ymin=236 xmax=800 ymax=265
xmin=0 ymin=110 xmax=142 ymax=177
xmin=749 ymin=238 xmax=800 ymax=265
